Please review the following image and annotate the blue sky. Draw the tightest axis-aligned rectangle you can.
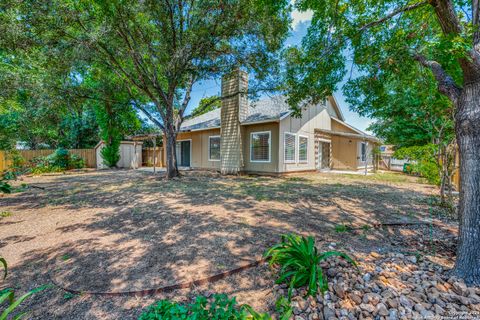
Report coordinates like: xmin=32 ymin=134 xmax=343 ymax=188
xmin=186 ymin=8 xmax=374 ymax=133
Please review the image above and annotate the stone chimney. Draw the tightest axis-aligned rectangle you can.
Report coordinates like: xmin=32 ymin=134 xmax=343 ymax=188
xmin=220 ymin=69 xmax=248 ymax=175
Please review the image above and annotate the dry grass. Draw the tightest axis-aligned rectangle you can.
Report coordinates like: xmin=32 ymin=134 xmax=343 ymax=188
xmin=0 ymin=169 xmax=457 ymax=319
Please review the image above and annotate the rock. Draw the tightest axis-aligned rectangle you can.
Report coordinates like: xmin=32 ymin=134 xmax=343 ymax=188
xmin=453 ymin=281 xmax=468 ymax=296
xmin=388 ymin=308 xmax=398 ymax=320
xmin=434 ymin=304 xmax=445 ymax=315
xmin=362 ymin=293 xmax=381 ymax=306
xmin=386 ymin=298 xmax=398 ymax=309
xmin=363 ymin=273 xmax=372 ymax=282
xmin=334 ymin=284 xmax=346 ymax=299
xmin=376 ymin=303 xmax=389 ymax=316
xmin=406 ymin=256 xmax=417 ymax=264
xmin=323 ymin=305 xmax=335 ymax=320
xmin=399 ymin=295 xmax=412 ymax=308
xmin=349 ymin=292 xmax=362 ymax=305
xmin=359 ymin=303 xmax=375 ymax=313
xmin=295 ymin=316 xmax=306 ymax=320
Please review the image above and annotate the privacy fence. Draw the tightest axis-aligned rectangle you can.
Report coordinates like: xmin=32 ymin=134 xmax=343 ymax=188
xmin=0 ymin=149 xmax=97 ymax=171
xmin=142 ymin=147 xmax=164 ymax=168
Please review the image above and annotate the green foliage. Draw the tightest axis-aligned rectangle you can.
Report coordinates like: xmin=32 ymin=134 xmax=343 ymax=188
xmin=274 ymin=297 xmax=293 ymax=320
xmin=139 ymin=294 xmax=270 ymax=320
xmin=334 ymin=224 xmax=353 ymax=233
xmin=100 ymin=140 xmax=121 ymax=168
xmin=394 ymin=145 xmax=441 ymax=185
xmin=0 ymin=257 xmax=48 ymax=320
xmin=28 ymin=149 xmax=86 ymax=174
xmin=264 ymin=234 xmax=357 ymax=297
xmin=190 ymin=96 xmax=222 ymax=118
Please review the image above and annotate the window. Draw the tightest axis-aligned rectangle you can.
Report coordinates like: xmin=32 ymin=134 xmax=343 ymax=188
xmin=250 ymin=131 xmax=271 ymax=162
xmin=209 ymin=136 xmax=221 ymax=161
xmin=299 ymin=136 xmax=308 ymax=162
xmin=284 ymin=133 xmax=296 ymax=163
xmin=361 ymin=142 xmax=367 ymax=162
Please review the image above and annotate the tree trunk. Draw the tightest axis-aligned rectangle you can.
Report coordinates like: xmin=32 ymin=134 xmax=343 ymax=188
xmin=453 ymin=81 xmax=480 ymax=285
xmin=164 ymin=123 xmax=179 ymax=179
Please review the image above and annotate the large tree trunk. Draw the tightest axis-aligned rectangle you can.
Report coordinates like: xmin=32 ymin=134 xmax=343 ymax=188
xmin=453 ymin=81 xmax=480 ymax=285
xmin=164 ymin=123 xmax=179 ymax=179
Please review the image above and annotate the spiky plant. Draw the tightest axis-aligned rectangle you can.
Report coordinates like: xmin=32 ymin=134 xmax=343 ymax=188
xmin=264 ymin=234 xmax=357 ymax=297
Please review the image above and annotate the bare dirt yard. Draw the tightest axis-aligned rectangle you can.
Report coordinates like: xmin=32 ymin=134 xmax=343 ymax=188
xmin=0 ymin=170 xmax=459 ymax=319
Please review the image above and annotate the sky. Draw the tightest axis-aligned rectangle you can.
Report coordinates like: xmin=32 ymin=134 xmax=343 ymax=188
xmin=185 ymin=8 xmax=374 ymax=134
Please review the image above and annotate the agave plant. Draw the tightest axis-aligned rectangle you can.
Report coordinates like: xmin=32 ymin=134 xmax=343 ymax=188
xmin=0 ymin=257 xmax=48 ymax=320
xmin=264 ymin=234 xmax=357 ymax=297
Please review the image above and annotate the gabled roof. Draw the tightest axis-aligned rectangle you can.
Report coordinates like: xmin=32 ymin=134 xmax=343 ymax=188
xmin=180 ymin=96 xmax=291 ymax=131
xmin=180 ymin=95 xmax=346 ymax=132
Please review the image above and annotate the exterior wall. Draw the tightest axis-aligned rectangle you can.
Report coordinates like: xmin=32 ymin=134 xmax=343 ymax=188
xmin=330 ymin=136 xmax=360 ymax=170
xmin=96 ymin=141 xmax=142 ymax=169
xmin=331 ymin=119 xmax=359 ymax=134
xmin=278 ymin=103 xmax=331 ymax=172
xmin=176 ymin=129 xmax=221 ymax=170
xmin=242 ymin=122 xmax=279 ymax=173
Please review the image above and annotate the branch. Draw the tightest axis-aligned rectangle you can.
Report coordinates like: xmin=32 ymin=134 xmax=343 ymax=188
xmin=359 ymin=1 xmax=428 ymax=31
xmin=414 ymin=54 xmax=461 ymax=103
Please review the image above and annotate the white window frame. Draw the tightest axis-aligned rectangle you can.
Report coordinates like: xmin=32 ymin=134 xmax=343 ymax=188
xmin=208 ymin=135 xmax=221 ymax=161
xmin=298 ymin=135 xmax=309 ymax=163
xmin=284 ymin=132 xmax=296 ymax=163
xmin=250 ymin=131 xmax=271 ymax=163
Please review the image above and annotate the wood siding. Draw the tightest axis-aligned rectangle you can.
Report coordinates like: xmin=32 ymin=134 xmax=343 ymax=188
xmin=242 ymin=122 xmax=279 ymax=173
xmin=279 ymin=103 xmax=331 ymax=172
xmin=176 ymin=129 xmax=221 ymax=170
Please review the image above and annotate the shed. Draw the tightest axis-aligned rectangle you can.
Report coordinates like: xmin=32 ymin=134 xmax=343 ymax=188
xmin=94 ymin=141 xmax=143 ymax=169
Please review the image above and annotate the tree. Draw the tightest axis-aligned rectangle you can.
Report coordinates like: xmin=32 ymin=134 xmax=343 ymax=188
xmin=12 ymin=0 xmax=290 ymax=178
xmin=190 ymin=95 xmax=222 ymax=118
xmin=286 ymin=1 xmax=480 ymax=284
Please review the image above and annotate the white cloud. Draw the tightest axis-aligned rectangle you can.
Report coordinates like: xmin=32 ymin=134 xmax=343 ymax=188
xmin=291 ymin=9 xmax=313 ymax=30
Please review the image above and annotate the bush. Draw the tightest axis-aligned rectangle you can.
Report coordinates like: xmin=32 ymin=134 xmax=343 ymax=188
xmin=264 ymin=234 xmax=357 ymax=297
xmin=29 ymin=149 xmax=86 ymax=174
xmin=139 ymin=294 xmax=271 ymax=320
xmin=394 ymin=145 xmax=440 ymax=185
xmin=100 ymin=140 xmax=121 ymax=168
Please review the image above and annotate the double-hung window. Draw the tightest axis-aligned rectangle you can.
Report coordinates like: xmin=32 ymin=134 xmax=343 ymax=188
xmin=209 ymin=136 xmax=221 ymax=161
xmin=250 ymin=131 xmax=271 ymax=162
xmin=284 ymin=133 xmax=296 ymax=163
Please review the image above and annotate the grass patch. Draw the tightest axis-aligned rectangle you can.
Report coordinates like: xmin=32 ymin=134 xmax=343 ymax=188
xmin=0 ymin=211 xmax=12 ymax=218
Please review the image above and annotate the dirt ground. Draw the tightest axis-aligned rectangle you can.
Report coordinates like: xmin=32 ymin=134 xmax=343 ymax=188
xmin=0 ymin=169 xmax=458 ymax=319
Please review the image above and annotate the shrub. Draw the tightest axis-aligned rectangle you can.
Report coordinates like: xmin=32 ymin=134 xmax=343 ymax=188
xmin=100 ymin=140 xmax=121 ymax=168
xmin=264 ymin=234 xmax=357 ymax=297
xmin=139 ymin=294 xmax=271 ymax=320
xmin=29 ymin=149 xmax=86 ymax=174
xmin=0 ymin=257 xmax=48 ymax=320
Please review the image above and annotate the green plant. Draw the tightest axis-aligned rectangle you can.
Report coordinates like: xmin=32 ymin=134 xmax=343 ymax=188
xmin=0 ymin=257 xmax=48 ymax=320
xmin=274 ymin=297 xmax=293 ymax=320
xmin=334 ymin=224 xmax=352 ymax=233
xmin=139 ymin=294 xmax=270 ymax=320
xmin=69 ymin=154 xmax=85 ymax=169
xmin=0 ymin=181 xmax=11 ymax=194
xmin=0 ymin=211 xmax=12 ymax=218
xmin=264 ymin=234 xmax=357 ymax=297
xmin=100 ymin=140 xmax=121 ymax=168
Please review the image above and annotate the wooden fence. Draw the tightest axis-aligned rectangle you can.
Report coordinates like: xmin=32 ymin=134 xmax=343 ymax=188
xmin=0 ymin=149 xmax=97 ymax=171
xmin=142 ymin=147 xmax=164 ymax=168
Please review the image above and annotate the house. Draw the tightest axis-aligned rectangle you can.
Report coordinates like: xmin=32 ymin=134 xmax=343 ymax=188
xmin=170 ymin=70 xmax=379 ymax=175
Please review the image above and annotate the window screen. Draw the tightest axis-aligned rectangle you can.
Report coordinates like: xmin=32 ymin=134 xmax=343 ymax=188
xmin=251 ymin=132 xmax=270 ymax=162
xmin=299 ymin=136 xmax=308 ymax=162
xmin=209 ymin=136 xmax=221 ymax=160
xmin=284 ymin=133 xmax=296 ymax=162
xmin=361 ymin=142 xmax=367 ymax=162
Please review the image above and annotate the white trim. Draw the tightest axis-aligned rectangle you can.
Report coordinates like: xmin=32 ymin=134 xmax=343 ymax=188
xmin=208 ymin=135 xmax=221 ymax=162
xmin=250 ymin=131 xmax=271 ymax=163
xmin=279 ymin=111 xmax=293 ymax=121
xmin=176 ymin=139 xmax=192 ymax=167
xmin=240 ymin=119 xmax=279 ymax=126
xmin=283 ymin=132 xmax=296 ymax=163
xmin=298 ymin=135 xmax=309 ymax=163
xmin=317 ymin=138 xmax=331 ymax=143
xmin=331 ymin=117 xmax=365 ymax=135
